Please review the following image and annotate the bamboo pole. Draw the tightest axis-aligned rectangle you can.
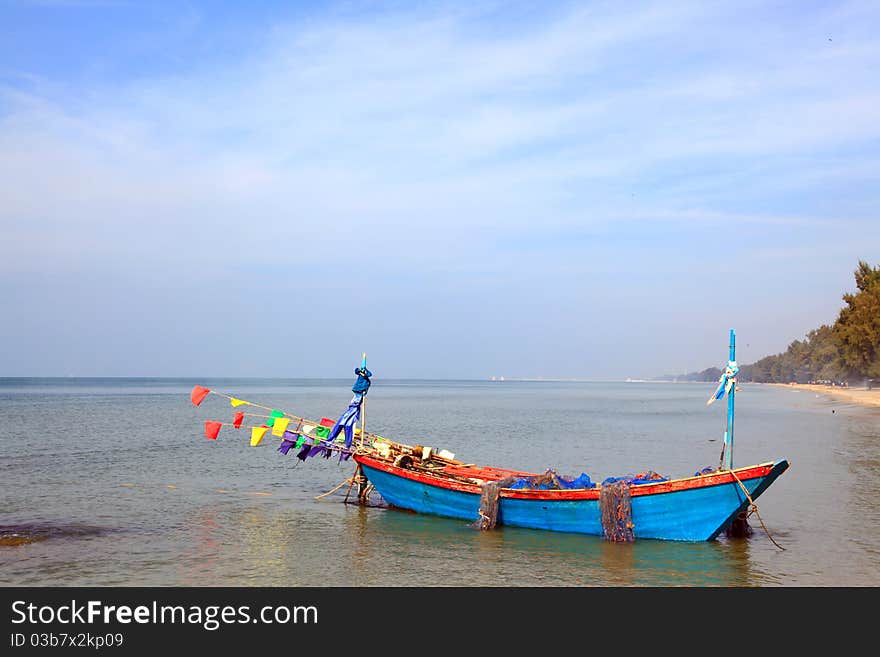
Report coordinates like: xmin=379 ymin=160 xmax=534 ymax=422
xmin=725 ymin=329 xmax=736 ymax=470
xmin=356 ymin=352 xmax=369 ymax=504
xmin=359 ymin=352 xmax=367 ymax=450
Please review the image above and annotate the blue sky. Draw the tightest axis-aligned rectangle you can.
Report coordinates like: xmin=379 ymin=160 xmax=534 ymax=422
xmin=1 ymin=0 xmax=878 ymax=379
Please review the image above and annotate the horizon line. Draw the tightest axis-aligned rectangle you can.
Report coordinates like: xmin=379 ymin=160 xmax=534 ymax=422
xmin=0 ymin=375 xmax=690 ymax=383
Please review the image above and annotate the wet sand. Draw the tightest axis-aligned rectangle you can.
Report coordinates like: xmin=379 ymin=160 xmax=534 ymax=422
xmin=764 ymin=383 xmax=880 ymax=408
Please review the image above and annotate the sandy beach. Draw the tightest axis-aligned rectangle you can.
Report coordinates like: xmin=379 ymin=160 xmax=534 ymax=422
xmin=764 ymin=383 xmax=880 ymax=408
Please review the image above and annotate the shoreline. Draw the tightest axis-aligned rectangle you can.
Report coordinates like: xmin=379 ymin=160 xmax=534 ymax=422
xmin=761 ymin=382 xmax=880 ymax=408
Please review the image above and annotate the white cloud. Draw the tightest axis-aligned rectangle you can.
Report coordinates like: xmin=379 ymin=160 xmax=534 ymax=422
xmin=2 ymin=3 xmax=877 ymax=262
xmin=0 ymin=1 xmax=878 ymax=377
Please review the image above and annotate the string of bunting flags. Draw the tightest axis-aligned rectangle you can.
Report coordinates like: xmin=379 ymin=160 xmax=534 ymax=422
xmin=192 ymin=386 xmax=363 ymax=461
xmin=190 ymin=362 xmax=373 ymax=463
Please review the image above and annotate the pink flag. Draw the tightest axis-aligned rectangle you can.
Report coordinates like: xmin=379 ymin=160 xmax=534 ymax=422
xmin=191 ymin=385 xmax=211 ymax=406
xmin=204 ymin=421 xmax=222 ymax=440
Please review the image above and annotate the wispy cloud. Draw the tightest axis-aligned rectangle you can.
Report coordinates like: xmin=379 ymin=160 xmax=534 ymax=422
xmin=1 ymin=1 xmax=878 ymax=376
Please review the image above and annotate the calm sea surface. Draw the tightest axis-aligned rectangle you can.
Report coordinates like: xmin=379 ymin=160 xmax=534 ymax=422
xmin=1 ymin=378 xmax=877 ymax=586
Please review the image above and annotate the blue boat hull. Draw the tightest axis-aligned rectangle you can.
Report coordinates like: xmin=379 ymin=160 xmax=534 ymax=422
xmin=357 ymin=458 xmax=789 ymax=542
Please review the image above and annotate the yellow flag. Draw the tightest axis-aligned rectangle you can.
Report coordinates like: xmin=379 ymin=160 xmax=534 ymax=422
xmin=230 ymin=398 xmax=248 ymax=407
xmin=250 ymin=426 xmax=269 ymax=447
xmin=271 ymin=417 xmax=291 ymax=437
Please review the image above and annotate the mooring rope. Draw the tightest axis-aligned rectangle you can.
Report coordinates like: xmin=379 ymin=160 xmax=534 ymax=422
xmin=728 ymin=469 xmax=785 ymax=551
xmin=315 ymin=477 xmax=354 ymax=500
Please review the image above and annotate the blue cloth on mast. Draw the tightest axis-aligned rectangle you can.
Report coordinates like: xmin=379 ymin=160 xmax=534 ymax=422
xmin=326 ymin=395 xmax=362 ymax=450
xmin=296 ymin=368 xmax=370 ymax=462
xmin=352 ymin=368 xmax=372 ymax=395
xmin=301 ymin=394 xmax=363 ymax=461
xmin=708 ymin=361 xmax=739 ymax=405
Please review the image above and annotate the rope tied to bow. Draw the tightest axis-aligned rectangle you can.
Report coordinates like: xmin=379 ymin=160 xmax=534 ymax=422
xmin=728 ymin=468 xmax=785 ymax=551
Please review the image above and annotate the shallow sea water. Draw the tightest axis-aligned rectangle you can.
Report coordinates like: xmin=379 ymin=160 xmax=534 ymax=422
xmin=1 ymin=378 xmax=877 ymax=586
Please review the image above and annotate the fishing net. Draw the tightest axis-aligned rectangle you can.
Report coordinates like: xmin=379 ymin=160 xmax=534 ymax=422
xmin=600 ymin=480 xmax=635 ymax=542
xmin=472 ymin=476 xmax=520 ymax=530
xmin=508 ymin=469 xmax=593 ymax=490
xmin=473 ymin=467 xmax=665 ymax=539
xmin=472 ymin=469 xmax=595 ymax=530
xmin=725 ymin=511 xmax=753 ymax=538
xmin=598 ymin=471 xmax=667 ymax=542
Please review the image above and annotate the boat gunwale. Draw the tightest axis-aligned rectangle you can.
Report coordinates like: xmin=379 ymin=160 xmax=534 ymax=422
xmin=354 ymin=454 xmax=785 ymax=501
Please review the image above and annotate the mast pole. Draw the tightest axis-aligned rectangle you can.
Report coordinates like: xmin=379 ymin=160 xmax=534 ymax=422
xmin=724 ymin=328 xmax=752 ymax=538
xmin=725 ymin=329 xmax=736 ymax=470
xmin=359 ymin=352 xmax=367 ymax=449
xmin=355 ymin=352 xmax=369 ymax=504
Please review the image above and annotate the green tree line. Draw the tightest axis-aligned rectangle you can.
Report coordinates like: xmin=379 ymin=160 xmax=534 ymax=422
xmin=659 ymin=260 xmax=880 ymax=385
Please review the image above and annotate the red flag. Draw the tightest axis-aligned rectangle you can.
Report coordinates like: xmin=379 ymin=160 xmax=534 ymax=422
xmin=320 ymin=417 xmax=336 ymax=427
xmin=191 ymin=385 xmax=211 ymax=406
xmin=233 ymin=412 xmax=244 ymax=429
xmin=204 ymin=421 xmax=222 ymax=440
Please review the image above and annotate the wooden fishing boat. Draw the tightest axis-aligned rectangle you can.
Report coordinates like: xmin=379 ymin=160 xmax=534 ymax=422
xmin=348 ymin=329 xmax=789 ymax=542
xmin=353 ymin=451 xmax=789 ymax=542
xmin=193 ymin=332 xmax=790 ymax=543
